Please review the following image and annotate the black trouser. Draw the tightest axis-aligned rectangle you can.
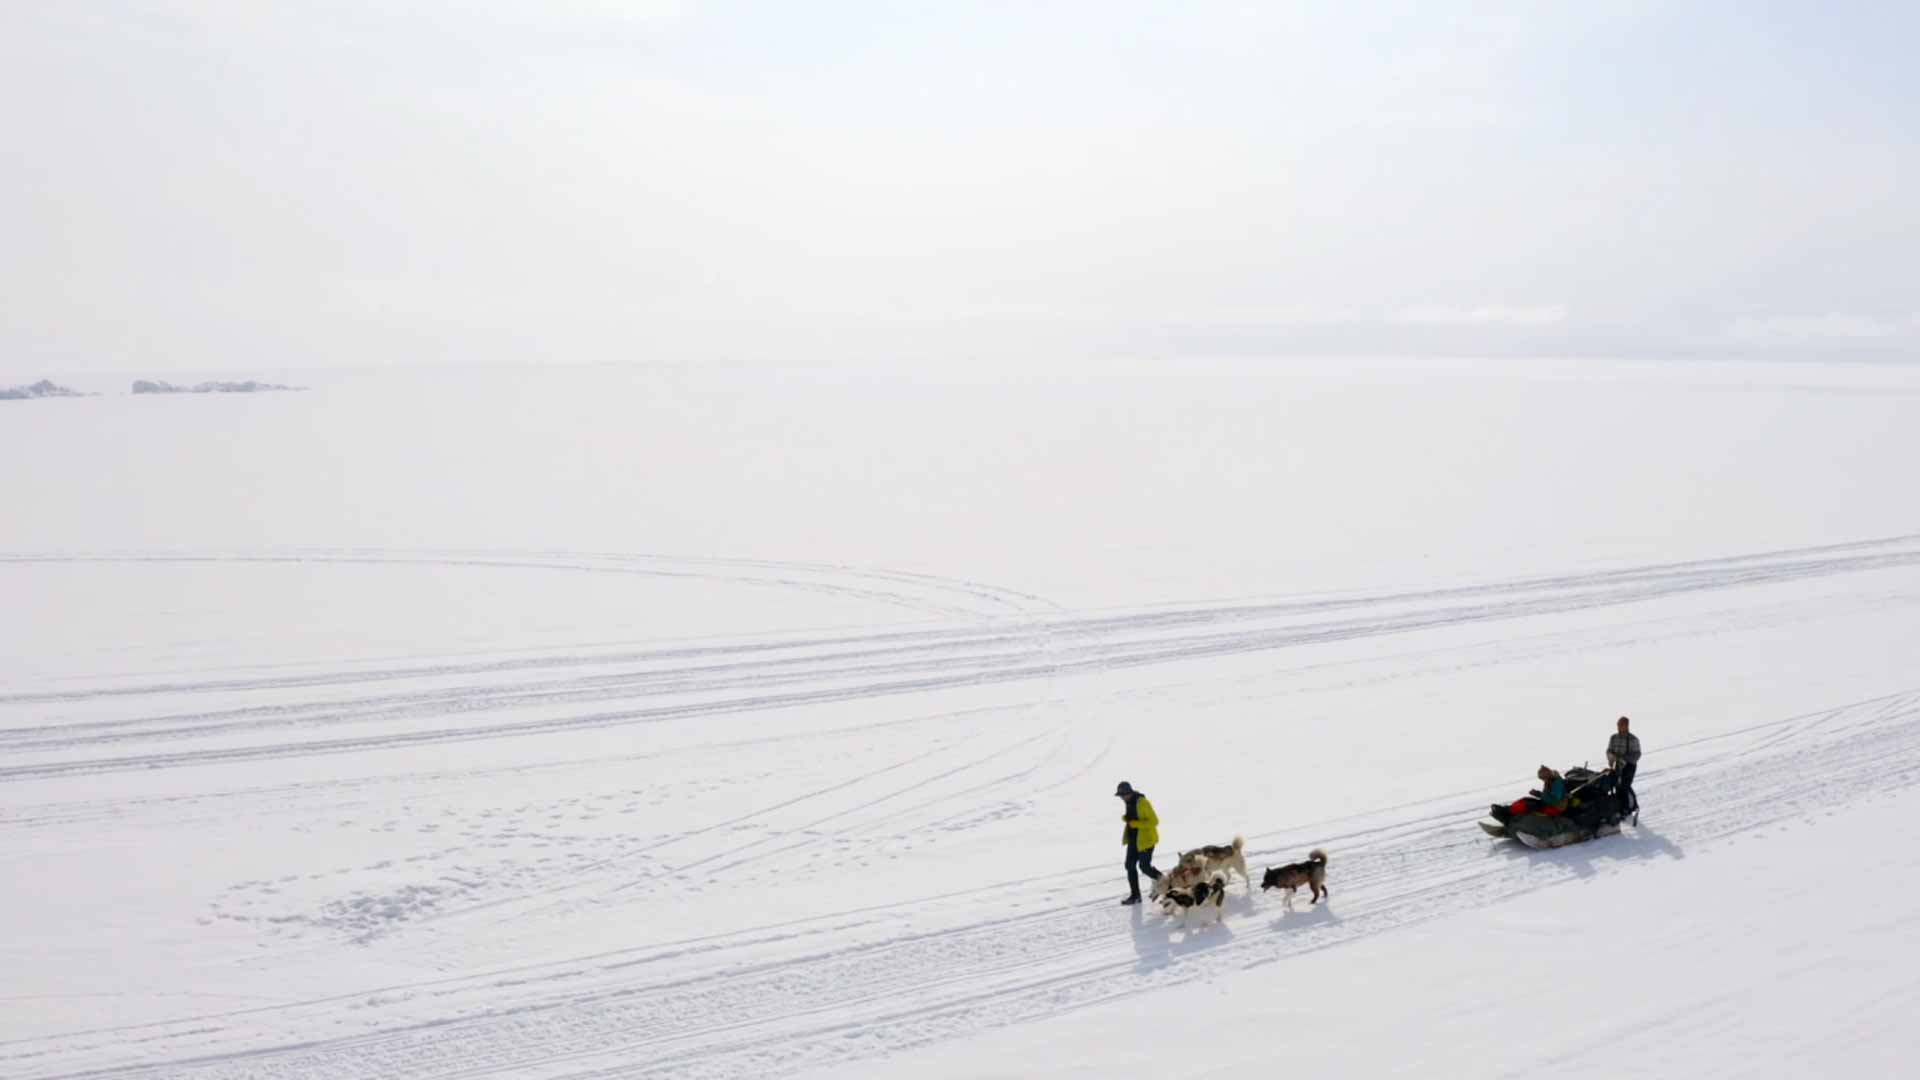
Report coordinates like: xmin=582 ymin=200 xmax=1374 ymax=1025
xmin=1125 ymin=845 xmax=1161 ymax=899
xmin=1617 ymin=762 xmax=1638 ymax=814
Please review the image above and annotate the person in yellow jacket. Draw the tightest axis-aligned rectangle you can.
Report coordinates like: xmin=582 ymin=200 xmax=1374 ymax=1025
xmin=1115 ymin=780 xmax=1162 ymax=905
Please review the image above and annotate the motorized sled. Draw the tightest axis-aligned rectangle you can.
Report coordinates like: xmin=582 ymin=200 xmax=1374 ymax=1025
xmin=1479 ymin=766 xmax=1628 ymax=849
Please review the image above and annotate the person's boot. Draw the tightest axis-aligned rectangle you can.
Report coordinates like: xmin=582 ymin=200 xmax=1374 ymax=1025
xmin=1120 ymin=895 xmax=1142 ymax=905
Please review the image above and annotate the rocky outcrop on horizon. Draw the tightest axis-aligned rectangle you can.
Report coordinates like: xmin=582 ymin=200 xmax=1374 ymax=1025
xmin=0 ymin=379 xmax=87 ymax=400
xmin=132 ymin=379 xmax=303 ymax=394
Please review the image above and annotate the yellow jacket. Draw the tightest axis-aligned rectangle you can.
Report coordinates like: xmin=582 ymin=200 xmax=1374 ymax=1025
xmin=1122 ymin=795 xmax=1159 ymax=850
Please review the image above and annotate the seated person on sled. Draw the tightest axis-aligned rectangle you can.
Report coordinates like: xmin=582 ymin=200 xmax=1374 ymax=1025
xmin=1488 ymin=766 xmax=1567 ymax=824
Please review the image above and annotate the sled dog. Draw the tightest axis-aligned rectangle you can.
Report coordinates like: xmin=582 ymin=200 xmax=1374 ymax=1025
xmin=1259 ymin=849 xmax=1329 ymax=910
xmin=1160 ymin=874 xmax=1229 ymax=926
xmin=1154 ymin=835 xmax=1249 ymax=898
xmin=1150 ymin=859 xmax=1201 ymax=901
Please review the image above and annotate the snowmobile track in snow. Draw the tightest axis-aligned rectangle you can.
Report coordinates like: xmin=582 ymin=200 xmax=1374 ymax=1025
xmin=6 ymin=535 xmax=1920 ymax=782
xmin=8 ymin=539 xmax=1920 ymax=1078
xmin=13 ymin=688 xmax=1920 ymax=1080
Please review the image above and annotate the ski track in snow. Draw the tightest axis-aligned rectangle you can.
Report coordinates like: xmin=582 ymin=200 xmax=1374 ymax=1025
xmin=10 ymin=690 xmax=1919 ymax=1080
xmin=6 ymin=535 xmax=1920 ymax=781
xmin=5 ymin=538 xmax=1920 ymax=1078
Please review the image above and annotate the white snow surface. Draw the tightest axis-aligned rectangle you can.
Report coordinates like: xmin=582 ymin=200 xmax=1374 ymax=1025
xmin=4 ymin=357 xmax=1919 ymax=1078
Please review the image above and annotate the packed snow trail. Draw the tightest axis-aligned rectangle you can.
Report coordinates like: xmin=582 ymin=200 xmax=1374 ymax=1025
xmin=7 ymin=536 xmax=1920 ymax=782
xmin=10 ymin=688 xmax=1918 ymax=1080
xmin=8 ymin=535 xmax=1920 ymax=1078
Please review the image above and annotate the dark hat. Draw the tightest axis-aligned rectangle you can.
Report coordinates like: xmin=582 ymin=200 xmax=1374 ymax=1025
xmin=1114 ymin=781 xmax=1134 ymax=796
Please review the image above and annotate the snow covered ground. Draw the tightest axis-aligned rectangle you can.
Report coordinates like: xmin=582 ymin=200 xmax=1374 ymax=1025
xmin=843 ymin=783 xmax=1920 ymax=1080
xmin=4 ymin=357 xmax=1918 ymax=1078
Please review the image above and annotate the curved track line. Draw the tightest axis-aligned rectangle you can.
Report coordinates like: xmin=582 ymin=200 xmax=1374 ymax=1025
xmin=15 ymin=690 xmax=1915 ymax=1080
xmin=9 ymin=536 xmax=1920 ymax=781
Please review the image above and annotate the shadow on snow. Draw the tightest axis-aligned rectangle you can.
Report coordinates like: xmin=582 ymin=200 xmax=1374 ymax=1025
xmin=1127 ymin=889 xmax=1339 ymax=974
xmin=1485 ymin=821 xmax=1686 ymax=878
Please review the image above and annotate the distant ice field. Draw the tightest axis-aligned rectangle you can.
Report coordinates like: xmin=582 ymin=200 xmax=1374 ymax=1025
xmin=7 ymin=357 xmax=1919 ymax=608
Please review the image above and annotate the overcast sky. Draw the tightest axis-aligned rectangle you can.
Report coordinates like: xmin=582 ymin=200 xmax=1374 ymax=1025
xmin=3 ymin=1 xmax=1916 ymax=372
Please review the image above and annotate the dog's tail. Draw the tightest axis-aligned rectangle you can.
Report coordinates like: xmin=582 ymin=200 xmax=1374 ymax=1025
xmin=1232 ymin=834 xmax=1244 ymax=853
xmin=1309 ymin=848 xmax=1328 ymax=865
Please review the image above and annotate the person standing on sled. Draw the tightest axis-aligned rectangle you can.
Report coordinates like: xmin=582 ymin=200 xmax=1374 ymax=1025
xmin=1115 ymin=781 xmax=1162 ymax=905
xmin=1608 ymin=716 xmax=1642 ymax=818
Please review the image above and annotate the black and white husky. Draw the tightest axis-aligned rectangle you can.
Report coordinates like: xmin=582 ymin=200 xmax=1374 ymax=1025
xmin=1151 ymin=835 xmax=1250 ymax=900
xmin=1159 ymin=874 xmax=1229 ymax=927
